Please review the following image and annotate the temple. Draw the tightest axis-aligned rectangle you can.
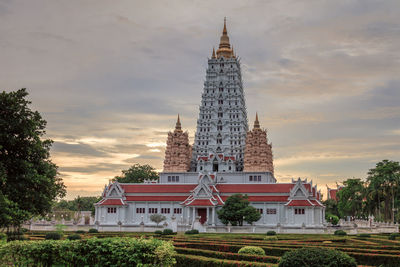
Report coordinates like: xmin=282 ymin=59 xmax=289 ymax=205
xmin=95 ymin=19 xmax=325 ymax=232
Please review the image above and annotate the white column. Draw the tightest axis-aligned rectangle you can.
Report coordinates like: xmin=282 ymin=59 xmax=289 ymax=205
xmin=132 ymin=202 xmax=136 ymax=223
xmin=277 ymin=205 xmax=280 ymax=224
xmin=263 ymin=203 xmax=266 ymax=224
xmin=212 ymin=207 xmax=216 ymax=226
xmin=311 ymin=207 xmax=315 ymax=226
xmin=145 ymin=202 xmax=149 ymax=223
xmin=192 ymin=207 xmax=196 ymax=223
xmin=206 ymin=207 xmax=210 ymax=224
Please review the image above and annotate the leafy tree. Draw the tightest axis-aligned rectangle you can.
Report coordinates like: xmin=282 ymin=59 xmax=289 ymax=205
xmin=337 ymin=179 xmax=366 ymax=219
xmin=323 ymin=198 xmax=340 ymax=218
xmin=150 ymin=214 xmax=166 ymax=226
xmin=113 ymin=163 xmax=159 ymax=183
xmin=0 ymin=89 xmax=66 ymax=230
xmin=217 ymin=194 xmax=261 ymax=226
xmin=53 ymin=196 xmax=101 ymax=216
xmin=366 ymin=160 xmax=400 ymax=222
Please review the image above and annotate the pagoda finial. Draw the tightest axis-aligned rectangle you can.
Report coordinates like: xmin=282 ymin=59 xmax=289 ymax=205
xmin=217 ymin=17 xmax=232 ymax=58
xmin=212 ymin=47 xmax=216 ymax=59
xmin=254 ymin=112 xmax=260 ymax=129
xmin=223 ymin=17 xmax=227 ymax=35
xmin=175 ymin=114 xmax=182 ymax=132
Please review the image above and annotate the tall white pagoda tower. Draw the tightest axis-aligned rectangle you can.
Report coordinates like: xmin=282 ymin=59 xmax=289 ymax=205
xmin=191 ymin=19 xmax=248 ymax=172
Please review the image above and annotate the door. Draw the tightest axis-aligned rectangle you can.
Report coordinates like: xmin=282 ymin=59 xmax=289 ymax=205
xmin=197 ymin=208 xmax=207 ymax=224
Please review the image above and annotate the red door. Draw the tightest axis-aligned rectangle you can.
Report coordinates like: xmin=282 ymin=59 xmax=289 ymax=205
xmin=198 ymin=208 xmax=207 ymax=224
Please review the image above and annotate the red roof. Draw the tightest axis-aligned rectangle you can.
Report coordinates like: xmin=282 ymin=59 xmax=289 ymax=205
xmin=125 ymin=196 xmax=188 ymax=202
xmin=221 ymin=195 xmax=288 ymax=202
xmin=120 ymin=184 xmax=196 ymax=193
xmin=310 ymin=200 xmax=323 ymax=207
xmin=329 ymin=189 xmax=338 ymax=200
xmin=186 ymin=199 xmax=216 ymax=206
xmin=217 ymin=184 xmax=294 ymax=193
xmin=198 ymin=156 xmax=208 ymax=161
xmin=99 ymin=199 xmax=124 ymax=206
xmin=224 ymin=156 xmax=235 ymax=161
xmin=286 ymin=199 xmax=313 ymax=207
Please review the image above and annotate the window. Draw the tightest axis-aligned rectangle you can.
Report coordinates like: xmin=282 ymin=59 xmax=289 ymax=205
xmin=249 ymin=175 xmax=253 ymax=181
xmin=174 ymin=208 xmax=182 ymax=214
xmin=107 ymin=207 xmax=116 ymax=213
xmin=256 ymin=208 xmax=263 ymax=214
xmin=161 ymin=208 xmax=170 ymax=214
xmin=136 ymin=208 xmax=145 ymax=214
xmin=168 ymin=176 xmax=179 ymax=182
xmin=149 ymin=208 xmax=158 ymax=214
xmin=266 ymin=208 xmax=277 ymax=215
xmin=295 ymin=208 xmax=305 ymax=215
xmin=257 ymin=175 xmax=261 ymax=182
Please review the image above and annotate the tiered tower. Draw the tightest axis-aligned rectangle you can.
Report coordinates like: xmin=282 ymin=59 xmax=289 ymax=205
xmin=163 ymin=115 xmax=192 ymax=172
xmin=243 ymin=114 xmax=274 ymax=174
xmin=191 ymin=18 xmax=248 ymax=172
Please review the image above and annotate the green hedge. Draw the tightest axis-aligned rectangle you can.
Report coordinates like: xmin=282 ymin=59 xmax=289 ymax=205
xmin=334 ymin=230 xmax=347 ymax=236
xmin=175 ymin=254 xmax=274 ymax=267
xmin=278 ymin=247 xmax=356 ymax=267
xmin=346 ymin=251 xmax=400 ymax=267
xmin=175 ymin=247 xmax=279 ymax=264
xmin=0 ymin=237 xmax=176 ymax=266
xmin=238 ymin=246 xmax=266 ymax=256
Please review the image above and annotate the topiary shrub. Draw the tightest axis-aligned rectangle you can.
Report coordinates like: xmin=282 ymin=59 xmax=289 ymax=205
xmin=45 ymin=232 xmax=62 ymax=240
xmin=334 ymin=230 xmax=347 ymax=236
xmin=154 ymin=230 xmax=163 ymax=235
xmin=264 ymin=236 xmax=278 ymax=241
xmin=0 ymin=233 xmax=7 ymax=242
xmin=162 ymin=229 xmax=174 ymax=235
xmin=358 ymin=233 xmax=371 ymax=238
xmin=185 ymin=229 xmax=199 ymax=235
xmin=88 ymin=228 xmax=99 ymax=233
xmin=278 ymin=247 xmax=357 ymax=267
xmin=67 ymin=234 xmax=82 ymax=240
xmin=75 ymin=230 xmax=85 ymax=234
xmin=389 ymin=233 xmax=398 ymax=240
xmin=266 ymin=230 xmax=276 ymax=236
xmin=238 ymin=246 xmax=266 ymax=256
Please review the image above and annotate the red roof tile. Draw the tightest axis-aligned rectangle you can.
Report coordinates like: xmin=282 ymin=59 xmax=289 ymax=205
xmin=186 ymin=199 xmax=216 ymax=206
xmin=99 ymin=199 xmax=124 ymax=206
xmin=221 ymin=196 xmax=288 ymax=202
xmin=286 ymin=199 xmax=313 ymax=206
xmin=120 ymin=184 xmax=196 ymax=193
xmin=217 ymin=184 xmax=294 ymax=193
xmin=310 ymin=200 xmax=323 ymax=207
xmin=125 ymin=196 xmax=188 ymax=202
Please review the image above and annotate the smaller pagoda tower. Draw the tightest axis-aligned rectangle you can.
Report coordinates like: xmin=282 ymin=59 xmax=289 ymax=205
xmin=163 ymin=115 xmax=192 ymax=172
xmin=243 ymin=114 xmax=274 ymax=174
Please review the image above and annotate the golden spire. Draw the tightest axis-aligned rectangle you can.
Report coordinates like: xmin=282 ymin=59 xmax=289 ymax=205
xmin=216 ymin=17 xmax=233 ymax=58
xmin=212 ymin=47 xmax=216 ymax=59
xmin=175 ymin=114 xmax=182 ymax=132
xmin=254 ymin=112 xmax=260 ymax=129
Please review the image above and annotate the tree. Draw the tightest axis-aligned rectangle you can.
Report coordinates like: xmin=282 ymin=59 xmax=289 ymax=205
xmin=113 ymin=163 xmax=159 ymax=183
xmin=217 ymin=194 xmax=261 ymax=226
xmin=53 ymin=196 xmax=101 ymax=216
xmin=323 ymin=198 xmax=340 ymax=218
xmin=150 ymin=214 xmax=166 ymax=226
xmin=366 ymin=160 xmax=400 ymax=222
xmin=0 ymin=89 xmax=66 ymax=230
xmin=337 ymin=179 xmax=366 ymax=219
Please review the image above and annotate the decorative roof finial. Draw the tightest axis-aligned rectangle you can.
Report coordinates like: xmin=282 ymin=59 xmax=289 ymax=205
xmin=217 ymin=17 xmax=232 ymax=58
xmin=223 ymin=17 xmax=227 ymax=35
xmin=175 ymin=114 xmax=182 ymax=132
xmin=212 ymin=47 xmax=216 ymax=59
xmin=254 ymin=112 xmax=260 ymax=129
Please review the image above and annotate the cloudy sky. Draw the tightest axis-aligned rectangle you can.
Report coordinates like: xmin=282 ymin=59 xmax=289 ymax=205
xmin=1 ymin=0 xmax=399 ymax=199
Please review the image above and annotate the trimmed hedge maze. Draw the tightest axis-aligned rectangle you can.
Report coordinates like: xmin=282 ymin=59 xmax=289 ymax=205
xmin=170 ymin=233 xmax=400 ymax=267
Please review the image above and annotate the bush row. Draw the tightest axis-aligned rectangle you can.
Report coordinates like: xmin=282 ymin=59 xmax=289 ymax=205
xmin=175 ymin=254 xmax=275 ymax=267
xmin=175 ymin=247 xmax=279 ymax=264
xmin=0 ymin=237 xmax=176 ymax=266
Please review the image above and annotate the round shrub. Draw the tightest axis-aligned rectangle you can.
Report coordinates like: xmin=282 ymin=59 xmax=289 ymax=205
xmin=0 ymin=232 xmax=7 ymax=241
xmin=45 ymin=232 xmax=62 ymax=240
xmin=334 ymin=230 xmax=347 ymax=236
xmin=389 ymin=233 xmax=398 ymax=240
xmin=75 ymin=230 xmax=85 ymax=234
xmin=67 ymin=234 xmax=82 ymax=240
xmin=88 ymin=228 xmax=99 ymax=233
xmin=238 ymin=246 xmax=266 ymax=256
xmin=185 ymin=229 xmax=199 ymax=235
xmin=327 ymin=214 xmax=339 ymax=225
xmin=154 ymin=230 xmax=163 ymax=235
xmin=264 ymin=236 xmax=278 ymax=241
xmin=162 ymin=229 xmax=174 ymax=235
xmin=266 ymin=230 xmax=277 ymax=236
xmin=279 ymin=247 xmax=357 ymax=267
